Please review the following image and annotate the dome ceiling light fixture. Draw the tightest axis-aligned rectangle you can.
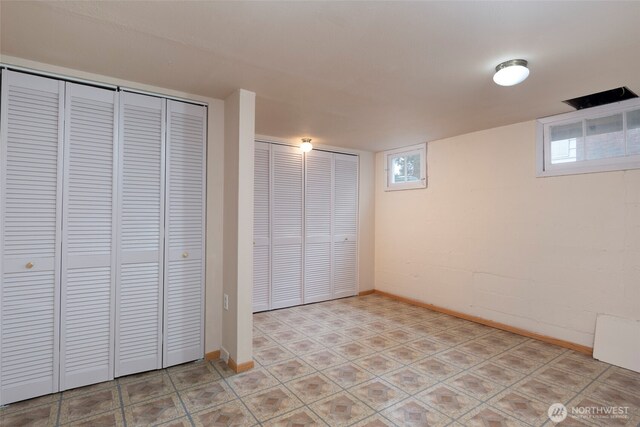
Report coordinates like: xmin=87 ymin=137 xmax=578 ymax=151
xmin=493 ymin=59 xmax=529 ymax=86
xmin=300 ymin=137 xmax=313 ymax=153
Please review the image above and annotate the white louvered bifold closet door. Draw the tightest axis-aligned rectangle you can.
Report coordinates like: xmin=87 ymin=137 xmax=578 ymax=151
xmin=304 ymin=150 xmax=333 ymax=304
xmin=0 ymin=71 xmax=64 ymax=405
xmin=253 ymin=142 xmax=271 ymax=312
xmin=59 ymin=83 xmax=118 ymax=390
xmin=116 ymin=92 xmax=165 ymax=377
xmin=163 ymin=100 xmax=206 ymax=367
xmin=333 ymin=154 xmax=358 ymax=299
xmin=271 ymin=144 xmax=304 ymax=309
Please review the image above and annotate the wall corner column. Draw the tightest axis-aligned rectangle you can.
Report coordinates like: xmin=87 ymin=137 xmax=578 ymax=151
xmin=222 ymin=89 xmax=255 ymax=370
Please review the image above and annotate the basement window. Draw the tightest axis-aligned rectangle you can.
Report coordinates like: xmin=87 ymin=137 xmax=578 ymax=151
xmin=384 ymin=143 xmax=427 ymax=191
xmin=537 ymin=98 xmax=640 ymax=176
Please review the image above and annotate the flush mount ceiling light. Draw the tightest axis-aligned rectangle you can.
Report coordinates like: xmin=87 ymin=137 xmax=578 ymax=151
xmin=493 ymin=59 xmax=529 ymax=86
xmin=300 ymin=137 xmax=313 ymax=152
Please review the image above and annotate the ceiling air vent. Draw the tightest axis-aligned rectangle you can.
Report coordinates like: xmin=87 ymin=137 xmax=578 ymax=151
xmin=563 ymin=86 xmax=638 ymax=110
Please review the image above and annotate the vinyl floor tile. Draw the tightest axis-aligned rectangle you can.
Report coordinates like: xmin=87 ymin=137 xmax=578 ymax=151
xmin=285 ymin=373 xmax=342 ymax=404
xmin=309 ymin=391 xmax=375 ymax=427
xmin=2 ymin=294 xmax=633 ymax=427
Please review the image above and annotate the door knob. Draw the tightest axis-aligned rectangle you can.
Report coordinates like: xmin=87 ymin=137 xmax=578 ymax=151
xmin=25 ymin=262 xmax=34 ymax=269
xmin=182 ymin=252 xmax=189 ymax=258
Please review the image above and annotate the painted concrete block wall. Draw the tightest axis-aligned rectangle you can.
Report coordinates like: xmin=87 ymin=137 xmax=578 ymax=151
xmin=375 ymin=120 xmax=640 ymax=347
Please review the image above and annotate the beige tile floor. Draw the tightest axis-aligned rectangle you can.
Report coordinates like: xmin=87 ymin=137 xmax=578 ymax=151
xmin=1 ymin=294 xmax=639 ymax=426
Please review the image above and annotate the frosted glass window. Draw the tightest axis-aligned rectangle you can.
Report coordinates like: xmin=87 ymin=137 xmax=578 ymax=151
xmin=627 ymin=109 xmax=640 ymax=155
xmin=537 ymin=100 xmax=640 ymax=176
xmin=585 ymin=114 xmax=624 ymax=160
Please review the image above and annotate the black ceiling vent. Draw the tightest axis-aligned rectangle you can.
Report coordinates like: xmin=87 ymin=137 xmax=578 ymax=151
xmin=563 ymin=87 xmax=638 ymax=110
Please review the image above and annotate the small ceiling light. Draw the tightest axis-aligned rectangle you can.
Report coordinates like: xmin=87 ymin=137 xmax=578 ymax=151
xmin=493 ymin=59 xmax=529 ymax=86
xmin=300 ymin=137 xmax=313 ymax=153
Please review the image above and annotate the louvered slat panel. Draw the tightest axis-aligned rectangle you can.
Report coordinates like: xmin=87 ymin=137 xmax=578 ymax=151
xmin=253 ymin=245 xmax=270 ymax=312
xmin=304 ymin=242 xmax=332 ymax=302
xmin=333 ymin=154 xmax=358 ymax=298
xmin=167 ymin=111 xmax=203 ymax=250
xmin=3 ymin=80 xmax=60 ymax=259
xmin=334 ymin=155 xmax=358 ymax=236
xmin=118 ymin=263 xmax=160 ymax=368
xmin=1 ymin=272 xmax=55 ymax=386
xmin=304 ymin=150 xmax=333 ymax=304
xmin=272 ymin=244 xmax=303 ymax=309
xmin=305 ymin=151 xmax=332 ymax=237
xmin=272 ymin=147 xmax=303 ymax=239
xmin=253 ymin=142 xmax=270 ymax=312
xmin=333 ymin=240 xmax=357 ymax=297
xmin=66 ymin=97 xmax=114 ymax=256
xmin=121 ymin=106 xmax=163 ymax=250
xmin=164 ymin=100 xmax=206 ymax=367
xmin=271 ymin=144 xmax=303 ymax=309
xmin=60 ymin=83 xmax=116 ymax=390
xmin=254 ymin=143 xmax=270 ymax=239
xmin=62 ymin=267 xmax=111 ymax=381
xmin=116 ymin=92 xmax=164 ymax=377
xmin=166 ymin=260 xmax=202 ymax=352
xmin=1 ymin=70 xmax=63 ymax=405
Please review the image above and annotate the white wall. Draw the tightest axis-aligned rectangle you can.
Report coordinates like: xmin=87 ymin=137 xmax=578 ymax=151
xmin=222 ymin=90 xmax=255 ymax=365
xmin=2 ymin=56 xmax=226 ymax=354
xmin=375 ymin=120 xmax=640 ymax=347
xmin=206 ymin=100 xmax=225 ymax=355
xmin=357 ymin=150 xmax=376 ymax=292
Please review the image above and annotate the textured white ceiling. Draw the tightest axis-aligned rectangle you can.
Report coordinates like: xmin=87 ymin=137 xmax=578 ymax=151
xmin=2 ymin=1 xmax=639 ymax=151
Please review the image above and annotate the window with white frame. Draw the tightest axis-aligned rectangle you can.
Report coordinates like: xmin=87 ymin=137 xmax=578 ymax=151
xmin=537 ymin=98 xmax=640 ymax=176
xmin=384 ymin=143 xmax=427 ymax=190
